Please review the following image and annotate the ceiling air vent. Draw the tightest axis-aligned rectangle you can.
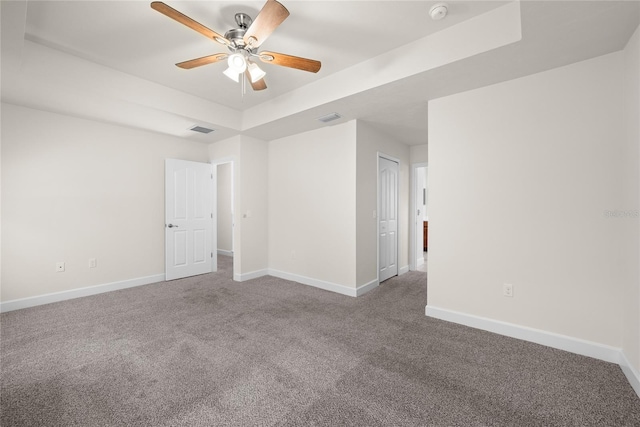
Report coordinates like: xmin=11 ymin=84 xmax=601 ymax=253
xmin=316 ymin=112 xmax=342 ymax=123
xmin=190 ymin=125 xmax=215 ymax=134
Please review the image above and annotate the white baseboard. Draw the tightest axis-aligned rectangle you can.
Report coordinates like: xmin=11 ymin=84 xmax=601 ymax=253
xmin=425 ymin=305 xmax=621 ymax=363
xmin=620 ymin=351 xmax=640 ymax=398
xmin=399 ymin=265 xmax=410 ymax=275
xmin=234 ymin=269 xmax=268 ymax=282
xmin=425 ymin=305 xmax=640 ymax=399
xmin=356 ymin=279 xmax=379 ymax=296
xmin=234 ymin=268 xmax=378 ymax=298
xmin=217 ymin=249 xmax=233 ymax=257
xmin=268 ymin=269 xmax=358 ymax=297
xmin=0 ymin=274 xmax=165 ymax=313
xmin=0 ymin=266 xmax=367 ymax=313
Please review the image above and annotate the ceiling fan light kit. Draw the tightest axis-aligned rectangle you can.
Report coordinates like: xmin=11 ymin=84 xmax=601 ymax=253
xmin=150 ymin=0 xmax=321 ymax=92
xmin=227 ymin=53 xmax=247 ymax=71
xmin=247 ymin=62 xmax=266 ymax=83
xmin=223 ymin=66 xmax=241 ymax=82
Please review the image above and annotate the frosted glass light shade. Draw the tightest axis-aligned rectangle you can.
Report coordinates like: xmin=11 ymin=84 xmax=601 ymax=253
xmin=223 ymin=67 xmax=240 ymax=82
xmin=247 ymin=62 xmax=266 ymax=83
xmin=227 ymin=53 xmax=247 ymax=73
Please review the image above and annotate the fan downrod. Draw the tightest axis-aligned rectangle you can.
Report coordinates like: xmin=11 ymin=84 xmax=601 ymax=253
xmin=235 ymin=12 xmax=252 ymax=29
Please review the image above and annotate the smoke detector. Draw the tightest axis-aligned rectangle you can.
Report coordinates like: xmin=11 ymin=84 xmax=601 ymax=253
xmin=429 ymin=3 xmax=448 ymax=20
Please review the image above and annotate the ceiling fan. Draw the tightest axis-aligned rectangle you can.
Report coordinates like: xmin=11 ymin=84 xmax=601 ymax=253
xmin=150 ymin=0 xmax=321 ymax=91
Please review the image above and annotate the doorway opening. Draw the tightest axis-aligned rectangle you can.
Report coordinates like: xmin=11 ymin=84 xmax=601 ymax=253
xmin=410 ymin=163 xmax=428 ymax=272
xmin=214 ymin=160 xmax=235 ymax=279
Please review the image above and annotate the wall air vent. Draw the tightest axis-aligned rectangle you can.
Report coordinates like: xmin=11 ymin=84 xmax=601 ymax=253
xmin=316 ymin=112 xmax=342 ymax=123
xmin=190 ymin=125 xmax=215 ymax=134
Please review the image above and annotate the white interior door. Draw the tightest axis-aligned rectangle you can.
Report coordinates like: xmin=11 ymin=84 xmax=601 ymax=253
xmin=165 ymin=159 xmax=214 ymax=281
xmin=379 ymin=156 xmax=399 ymax=282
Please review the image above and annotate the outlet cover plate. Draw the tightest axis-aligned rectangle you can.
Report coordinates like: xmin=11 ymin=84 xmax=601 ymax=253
xmin=503 ymin=283 xmax=513 ymax=297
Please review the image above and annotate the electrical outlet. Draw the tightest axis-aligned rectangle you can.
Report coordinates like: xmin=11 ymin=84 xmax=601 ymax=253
xmin=89 ymin=258 xmax=97 ymax=268
xmin=503 ymin=283 xmax=513 ymax=297
xmin=56 ymin=262 xmax=65 ymax=272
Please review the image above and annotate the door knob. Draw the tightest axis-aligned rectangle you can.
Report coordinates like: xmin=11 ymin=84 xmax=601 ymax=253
xmin=167 ymin=224 xmax=179 ymax=228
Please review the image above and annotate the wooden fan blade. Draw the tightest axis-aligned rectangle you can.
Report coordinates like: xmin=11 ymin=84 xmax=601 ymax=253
xmin=259 ymin=51 xmax=321 ymax=73
xmin=243 ymin=0 xmax=290 ymax=48
xmin=151 ymin=2 xmax=229 ymax=46
xmin=245 ymin=70 xmax=267 ymax=91
xmin=176 ymin=54 xmax=228 ymax=69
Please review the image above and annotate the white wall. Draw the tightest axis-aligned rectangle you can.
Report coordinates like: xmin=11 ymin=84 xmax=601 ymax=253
xmin=238 ymin=135 xmax=268 ymax=277
xmin=410 ymin=144 xmax=428 ymax=164
xmin=623 ymin=25 xmax=640 ymax=375
xmin=268 ymin=121 xmax=357 ymax=288
xmin=427 ymin=51 xmax=628 ymax=347
xmin=216 ymin=162 xmax=233 ymax=254
xmin=1 ymin=103 xmax=209 ymax=302
xmin=356 ymin=121 xmax=410 ymax=286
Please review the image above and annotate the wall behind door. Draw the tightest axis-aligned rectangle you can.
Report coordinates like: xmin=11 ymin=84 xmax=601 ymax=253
xmin=1 ymin=103 xmax=209 ymax=302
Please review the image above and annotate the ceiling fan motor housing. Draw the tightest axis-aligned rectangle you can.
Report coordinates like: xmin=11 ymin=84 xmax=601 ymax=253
xmin=225 ymin=13 xmax=254 ymax=49
xmin=225 ymin=28 xmax=247 ymax=48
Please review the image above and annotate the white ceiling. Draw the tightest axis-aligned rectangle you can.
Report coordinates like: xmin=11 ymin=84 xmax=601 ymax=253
xmin=2 ymin=1 xmax=639 ymax=146
xmin=22 ymin=1 xmax=509 ymax=110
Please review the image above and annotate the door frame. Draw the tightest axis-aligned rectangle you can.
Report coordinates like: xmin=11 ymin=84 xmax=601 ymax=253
xmin=410 ymin=162 xmax=428 ymax=271
xmin=212 ymin=156 xmax=237 ymax=279
xmin=213 ymin=159 xmax=235 ymax=257
xmin=377 ymin=152 xmax=400 ymax=283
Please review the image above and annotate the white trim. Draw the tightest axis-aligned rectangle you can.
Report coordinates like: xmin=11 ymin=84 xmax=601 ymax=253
xmin=234 ymin=269 xmax=268 ymax=282
xmin=237 ymin=268 xmax=379 ymax=297
xmin=620 ymin=351 xmax=640 ymax=398
xmin=425 ymin=305 xmax=621 ymax=364
xmin=399 ymin=265 xmax=410 ymax=275
xmin=426 ymin=305 xmax=640 ymax=399
xmin=217 ymin=249 xmax=233 ymax=257
xmin=0 ymin=274 xmax=165 ymax=313
xmin=268 ymin=269 xmax=358 ymax=297
xmin=356 ymin=279 xmax=379 ymax=296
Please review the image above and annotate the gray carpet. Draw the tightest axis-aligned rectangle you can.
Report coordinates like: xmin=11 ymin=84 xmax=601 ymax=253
xmin=1 ymin=256 xmax=639 ymax=426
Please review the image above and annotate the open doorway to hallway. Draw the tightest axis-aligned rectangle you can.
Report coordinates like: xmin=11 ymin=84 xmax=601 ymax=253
xmin=411 ymin=163 xmax=428 ymax=272
xmin=216 ymin=161 xmax=234 ymax=277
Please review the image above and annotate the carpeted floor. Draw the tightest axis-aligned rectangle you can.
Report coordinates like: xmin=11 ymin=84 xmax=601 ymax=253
xmin=1 ymin=256 xmax=639 ymax=426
